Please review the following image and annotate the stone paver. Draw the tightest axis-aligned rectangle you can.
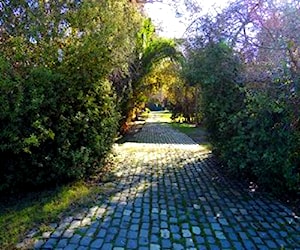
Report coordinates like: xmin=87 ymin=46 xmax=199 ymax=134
xmin=25 ymin=111 xmax=299 ymax=249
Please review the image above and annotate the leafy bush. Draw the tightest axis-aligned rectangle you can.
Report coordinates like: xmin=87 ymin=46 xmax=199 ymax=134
xmin=191 ymin=42 xmax=245 ymax=145
xmin=221 ymin=91 xmax=299 ymax=193
xmin=184 ymin=42 xmax=299 ymax=194
xmin=0 ymin=60 xmax=119 ymax=192
xmin=0 ymin=0 xmax=143 ymax=193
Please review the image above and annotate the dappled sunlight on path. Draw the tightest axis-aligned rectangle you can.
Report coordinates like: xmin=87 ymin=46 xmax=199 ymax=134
xmin=29 ymin=111 xmax=299 ymax=249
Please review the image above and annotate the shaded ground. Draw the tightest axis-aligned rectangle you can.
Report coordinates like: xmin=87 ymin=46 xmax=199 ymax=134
xmin=23 ymin=111 xmax=299 ymax=249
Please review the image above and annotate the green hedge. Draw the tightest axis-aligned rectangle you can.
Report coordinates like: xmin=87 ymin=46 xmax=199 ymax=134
xmin=220 ymin=91 xmax=299 ymax=193
xmin=188 ymin=42 xmax=299 ymax=194
xmin=0 ymin=0 xmax=145 ymax=193
xmin=0 ymin=58 xmax=119 ymax=192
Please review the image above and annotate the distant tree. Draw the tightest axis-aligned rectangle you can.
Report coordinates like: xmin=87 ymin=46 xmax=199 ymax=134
xmin=111 ymin=18 xmax=180 ymax=129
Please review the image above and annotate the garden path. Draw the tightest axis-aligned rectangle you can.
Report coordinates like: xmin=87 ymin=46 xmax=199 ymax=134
xmin=32 ymin=111 xmax=299 ymax=249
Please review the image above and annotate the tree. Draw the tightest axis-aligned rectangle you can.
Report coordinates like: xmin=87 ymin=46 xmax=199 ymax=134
xmin=0 ymin=0 xmax=146 ymax=192
xmin=111 ymin=18 xmax=180 ymax=129
xmin=182 ymin=0 xmax=299 ymax=194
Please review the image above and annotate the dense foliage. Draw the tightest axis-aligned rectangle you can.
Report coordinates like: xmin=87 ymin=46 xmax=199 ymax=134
xmin=111 ymin=18 xmax=179 ymax=131
xmin=0 ymin=0 xmax=179 ymax=192
xmin=183 ymin=0 xmax=300 ymax=195
xmin=221 ymin=90 xmax=299 ymax=192
xmin=1 ymin=0 xmax=298 ymax=197
xmin=0 ymin=0 xmax=143 ymax=192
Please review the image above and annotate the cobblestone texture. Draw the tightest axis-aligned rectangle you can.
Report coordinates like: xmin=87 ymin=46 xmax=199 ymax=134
xmin=29 ymin=112 xmax=299 ymax=249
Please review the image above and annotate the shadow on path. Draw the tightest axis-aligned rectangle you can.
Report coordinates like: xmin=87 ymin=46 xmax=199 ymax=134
xmin=31 ymin=111 xmax=299 ymax=249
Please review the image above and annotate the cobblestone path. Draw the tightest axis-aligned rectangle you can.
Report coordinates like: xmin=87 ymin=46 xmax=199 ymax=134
xmin=33 ymin=112 xmax=299 ymax=249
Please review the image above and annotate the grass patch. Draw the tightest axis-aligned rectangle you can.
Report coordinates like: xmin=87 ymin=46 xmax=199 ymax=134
xmin=170 ymin=122 xmax=197 ymax=135
xmin=170 ymin=121 xmax=212 ymax=150
xmin=0 ymin=181 xmax=103 ymax=249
